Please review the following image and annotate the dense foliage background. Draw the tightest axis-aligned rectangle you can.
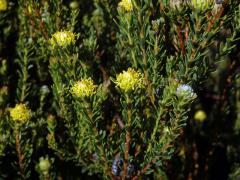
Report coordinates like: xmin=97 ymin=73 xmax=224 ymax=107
xmin=1 ymin=0 xmax=240 ymax=179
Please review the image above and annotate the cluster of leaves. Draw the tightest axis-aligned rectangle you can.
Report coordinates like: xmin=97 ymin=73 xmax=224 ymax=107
xmin=0 ymin=0 xmax=240 ymax=179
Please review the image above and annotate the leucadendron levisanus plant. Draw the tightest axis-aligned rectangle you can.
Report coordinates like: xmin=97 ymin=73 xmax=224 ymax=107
xmin=0 ymin=0 xmax=239 ymax=179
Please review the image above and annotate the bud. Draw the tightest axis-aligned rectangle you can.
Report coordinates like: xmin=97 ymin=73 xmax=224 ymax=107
xmin=9 ymin=103 xmax=31 ymax=124
xmin=163 ymin=127 xmax=171 ymax=134
xmin=192 ymin=0 xmax=213 ymax=11
xmin=118 ymin=0 xmax=133 ymax=12
xmin=176 ymin=84 xmax=196 ymax=98
xmin=38 ymin=157 xmax=51 ymax=175
xmin=49 ymin=31 xmax=76 ymax=48
xmin=40 ymin=85 xmax=50 ymax=95
xmin=69 ymin=1 xmax=79 ymax=9
xmin=71 ymin=78 xmax=97 ymax=98
xmin=194 ymin=110 xmax=207 ymax=122
xmin=152 ymin=19 xmax=161 ymax=33
xmin=47 ymin=115 xmax=56 ymax=131
xmin=115 ymin=68 xmax=144 ymax=92
xmin=0 ymin=0 xmax=7 ymax=11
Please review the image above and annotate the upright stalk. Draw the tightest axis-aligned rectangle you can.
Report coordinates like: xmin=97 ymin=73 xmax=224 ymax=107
xmin=123 ymin=95 xmax=132 ymax=179
xmin=15 ymin=127 xmax=25 ymax=179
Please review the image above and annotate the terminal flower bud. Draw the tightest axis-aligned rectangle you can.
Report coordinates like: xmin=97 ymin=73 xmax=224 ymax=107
xmin=71 ymin=78 xmax=97 ymax=98
xmin=176 ymin=84 xmax=196 ymax=99
xmin=115 ymin=68 xmax=144 ymax=92
xmin=0 ymin=0 xmax=7 ymax=11
xmin=192 ymin=0 xmax=213 ymax=11
xmin=194 ymin=110 xmax=207 ymax=122
xmin=50 ymin=31 xmax=76 ymax=48
xmin=118 ymin=0 xmax=133 ymax=12
xmin=10 ymin=103 xmax=31 ymax=124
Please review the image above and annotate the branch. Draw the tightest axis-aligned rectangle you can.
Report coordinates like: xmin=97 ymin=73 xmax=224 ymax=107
xmin=122 ymin=108 xmax=131 ymax=179
xmin=15 ymin=128 xmax=25 ymax=179
xmin=207 ymin=6 xmax=225 ymax=32
xmin=116 ymin=114 xmax=125 ymax=130
xmin=177 ymin=25 xmax=186 ymax=56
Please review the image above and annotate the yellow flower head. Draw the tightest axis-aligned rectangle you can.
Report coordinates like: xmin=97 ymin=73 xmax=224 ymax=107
xmin=194 ymin=110 xmax=207 ymax=122
xmin=71 ymin=78 xmax=97 ymax=98
xmin=10 ymin=103 xmax=31 ymax=123
xmin=115 ymin=68 xmax=144 ymax=92
xmin=118 ymin=0 xmax=133 ymax=12
xmin=0 ymin=0 xmax=7 ymax=11
xmin=192 ymin=0 xmax=213 ymax=10
xmin=39 ymin=157 xmax=51 ymax=175
xmin=50 ymin=31 xmax=75 ymax=48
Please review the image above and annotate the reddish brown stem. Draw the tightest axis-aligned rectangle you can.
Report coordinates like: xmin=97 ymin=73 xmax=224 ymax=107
xmin=122 ymin=107 xmax=132 ymax=179
xmin=185 ymin=24 xmax=189 ymax=43
xmin=123 ymin=131 xmax=131 ymax=179
xmin=177 ymin=25 xmax=186 ymax=56
xmin=132 ymin=142 xmax=173 ymax=179
xmin=15 ymin=129 xmax=25 ymax=179
xmin=132 ymin=158 xmax=157 ymax=180
xmin=207 ymin=6 xmax=224 ymax=32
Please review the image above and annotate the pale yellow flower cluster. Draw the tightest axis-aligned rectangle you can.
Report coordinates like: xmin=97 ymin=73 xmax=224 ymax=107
xmin=192 ymin=0 xmax=213 ymax=10
xmin=115 ymin=68 xmax=144 ymax=92
xmin=71 ymin=78 xmax=97 ymax=98
xmin=10 ymin=103 xmax=31 ymax=123
xmin=118 ymin=0 xmax=133 ymax=12
xmin=38 ymin=157 xmax=51 ymax=175
xmin=194 ymin=110 xmax=207 ymax=122
xmin=50 ymin=31 xmax=75 ymax=48
xmin=0 ymin=0 xmax=7 ymax=11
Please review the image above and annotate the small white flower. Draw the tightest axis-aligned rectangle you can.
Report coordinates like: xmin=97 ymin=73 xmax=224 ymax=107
xmin=40 ymin=85 xmax=50 ymax=95
xmin=176 ymin=84 xmax=196 ymax=98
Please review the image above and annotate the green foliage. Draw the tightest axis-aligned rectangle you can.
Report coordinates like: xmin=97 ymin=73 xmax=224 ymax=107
xmin=0 ymin=0 xmax=240 ymax=179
